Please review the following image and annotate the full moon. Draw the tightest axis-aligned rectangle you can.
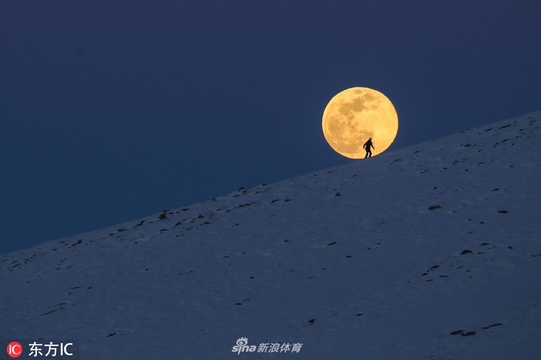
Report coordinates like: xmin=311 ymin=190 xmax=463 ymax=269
xmin=322 ymin=87 xmax=398 ymax=159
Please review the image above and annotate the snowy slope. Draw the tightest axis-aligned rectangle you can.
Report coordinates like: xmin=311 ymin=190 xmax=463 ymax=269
xmin=2 ymin=111 xmax=541 ymax=360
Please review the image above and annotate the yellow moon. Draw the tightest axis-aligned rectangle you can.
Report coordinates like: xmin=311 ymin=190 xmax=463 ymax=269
xmin=322 ymin=87 xmax=398 ymax=159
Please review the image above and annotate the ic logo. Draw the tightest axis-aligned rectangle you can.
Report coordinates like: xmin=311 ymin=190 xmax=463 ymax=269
xmin=6 ymin=341 xmax=23 ymax=358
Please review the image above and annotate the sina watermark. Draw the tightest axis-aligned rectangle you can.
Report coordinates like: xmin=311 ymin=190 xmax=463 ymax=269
xmin=232 ymin=337 xmax=303 ymax=355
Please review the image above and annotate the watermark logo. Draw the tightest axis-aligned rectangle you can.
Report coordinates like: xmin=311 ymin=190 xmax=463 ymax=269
xmin=232 ymin=338 xmax=256 ymax=355
xmin=6 ymin=342 xmax=23 ymax=358
xmin=231 ymin=337 xmax=303 ymax=355
xmin=3 ymin=340 xmax=77 ymax=359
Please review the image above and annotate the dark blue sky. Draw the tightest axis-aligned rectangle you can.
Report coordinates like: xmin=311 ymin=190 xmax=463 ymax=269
xmin=1 ymin=0 xmax=540 ymax=255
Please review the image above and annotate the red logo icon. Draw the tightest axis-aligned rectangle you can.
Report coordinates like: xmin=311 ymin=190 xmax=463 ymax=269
xmin=6 ymin=341 xmax=23 ymax=358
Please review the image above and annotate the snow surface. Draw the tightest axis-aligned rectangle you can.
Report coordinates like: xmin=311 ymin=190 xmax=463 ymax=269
xmin=2 ymin=112 xmax=541 ymax=359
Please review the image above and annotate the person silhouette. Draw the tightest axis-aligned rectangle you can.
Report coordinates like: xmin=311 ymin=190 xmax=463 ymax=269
xmin=363 ymin=138 xmax=375 ymax=158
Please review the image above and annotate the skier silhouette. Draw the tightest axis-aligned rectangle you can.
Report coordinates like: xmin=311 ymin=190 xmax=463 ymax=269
xmin=363 ymin=138 xmax=375 ymax=158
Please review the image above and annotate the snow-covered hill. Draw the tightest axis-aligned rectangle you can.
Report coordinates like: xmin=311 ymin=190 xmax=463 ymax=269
xmin=2 ymin=112 xmax=541 ymax=359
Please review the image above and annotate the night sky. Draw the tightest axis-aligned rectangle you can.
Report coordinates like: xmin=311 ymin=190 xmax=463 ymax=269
xmin=1 ymin=0 xmax=540 ymax=255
